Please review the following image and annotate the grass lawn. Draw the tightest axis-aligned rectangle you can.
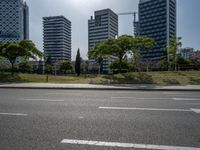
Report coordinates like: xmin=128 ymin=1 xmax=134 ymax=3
xmin=0 ymin=71 xmax=200 ymax=85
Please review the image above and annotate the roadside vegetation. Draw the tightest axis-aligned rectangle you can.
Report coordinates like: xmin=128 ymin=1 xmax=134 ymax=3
xmin=0 ymin=37 xmax=199 ymax=85
xmin=0 ymin=71 xmax=199 ymax=85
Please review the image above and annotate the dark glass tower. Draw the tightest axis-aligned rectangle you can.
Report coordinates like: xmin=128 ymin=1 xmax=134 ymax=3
xmin=138 ymin=0 xmax=176 ymax=59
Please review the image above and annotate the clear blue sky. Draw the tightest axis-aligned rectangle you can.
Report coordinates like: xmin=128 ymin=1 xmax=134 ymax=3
xmin=26 ymin=0 xmax=200 ymax=60
xmin=177 ymin=0 xmax=200 ymax=50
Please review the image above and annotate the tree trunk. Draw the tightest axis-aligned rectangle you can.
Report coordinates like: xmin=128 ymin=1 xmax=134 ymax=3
xmin=119 ymin=58 xmax=122 ymax=73
xmin=174 ymin=55 xmax=177 ymax=71
xmin=98 ymin=62 xmax=101 ymax=74
xmin=11 ymin=62 xmax=14 ymax=76
xmin=146 ymin=59 xmax=150 ymax=72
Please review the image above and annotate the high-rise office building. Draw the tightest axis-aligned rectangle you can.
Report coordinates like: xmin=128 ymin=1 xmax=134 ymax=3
xmin=0 ymin=0 xmax=29 ymax=42
xmin=137 ymin=0 xmax=176 ymax=59
xmin=88 ymin=9 xmax=118 ymax=73
xmin=43 ymin=16 xmax=71 ymax=63
xmin=88 ymin=9 xmax=118 ymax=50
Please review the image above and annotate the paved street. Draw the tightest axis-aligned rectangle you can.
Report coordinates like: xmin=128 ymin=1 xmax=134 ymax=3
xmin=0 ymin=89 xmax=200 ymax=150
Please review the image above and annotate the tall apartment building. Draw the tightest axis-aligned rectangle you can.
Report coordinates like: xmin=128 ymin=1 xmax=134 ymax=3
xmin=137 ymin=0 xmax=176 ymax=59
xmin=0 ymin=0 xmax=29 ymax=42
xmin=43 ymin=16 xmax=71 ymax=63
xmin=88 ymin=9 xmax=118 ymax=50
xmin=88 ymin=9 xmax=118 ymax=73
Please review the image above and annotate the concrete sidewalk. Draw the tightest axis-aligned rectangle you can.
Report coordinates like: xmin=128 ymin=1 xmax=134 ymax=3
xmin=0 ymin=83 xmax=200 ymax=91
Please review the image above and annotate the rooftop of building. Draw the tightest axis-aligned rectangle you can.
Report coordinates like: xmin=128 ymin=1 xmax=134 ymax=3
xmin=139 ymin=0 xmax=176 ymax=4
xmin=89 ymin=8 xmax=118 ymax=20
xmin=43 ymin=16 xmax=71 ymax=23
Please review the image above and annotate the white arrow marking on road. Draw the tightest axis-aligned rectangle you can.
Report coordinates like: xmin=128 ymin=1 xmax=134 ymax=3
xmin=61 ymin=139 xmax=200 ymax=150
xmin=0 ymin=113 xmax=28 ymax=116
xmin=99 ymin=107 xmax=200 ymax=114
xmin=173 ymin=98 xmax=200 ymax=101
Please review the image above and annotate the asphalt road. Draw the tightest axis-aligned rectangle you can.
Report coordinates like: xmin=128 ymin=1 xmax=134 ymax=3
xmin=0 ymin=89 xmax=200 ymax=150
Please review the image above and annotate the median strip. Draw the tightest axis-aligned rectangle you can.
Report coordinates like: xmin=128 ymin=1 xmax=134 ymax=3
xmin=61 ymin=139 xmax=200 ymax=150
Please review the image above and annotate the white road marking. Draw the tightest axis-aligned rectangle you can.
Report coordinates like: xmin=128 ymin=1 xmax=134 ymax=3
xmin=173 ymin=98 xmax=200 ymax=101
xmin=190 ymin=109 xmax=200 ymax=114
xmin=61 ymin=139 xmax=200 ymax=150
xmin=78 ymin=116 xmax=84 ymax=119
xmin=0 ymin=113 xmax=28 ymax=116
xmin=99 ymin=107 xmax=190 ymax=112
xmin=18 ymin=99 xmax=64 ymax=102
xmin=45 ymin=93 xmax=80 ymax=96
xmin=163 ymin=92 xmax=190 ymax=95
xmin=112 ymin=97 xmax=170 ymax=100
xmin=99 ymin=107 xmax=200 ymax=114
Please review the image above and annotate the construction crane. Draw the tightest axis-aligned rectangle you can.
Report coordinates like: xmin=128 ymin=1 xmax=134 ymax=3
xmin=118 ymin=12 xmax=138 ymax=36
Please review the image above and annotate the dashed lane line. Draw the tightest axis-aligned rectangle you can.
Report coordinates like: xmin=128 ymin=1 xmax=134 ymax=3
xmin=99 ymin=107 xmax=200 ymax=114
xmin=0 ymin=113 xmax=28 ymax=116
xmin=173 ymin=98 xmax=200 ymax=101
xmin=61 ymin=139 xmax=200 ymax=150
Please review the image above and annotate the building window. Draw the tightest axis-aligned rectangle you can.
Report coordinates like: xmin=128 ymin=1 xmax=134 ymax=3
xmin=95 ymin=15 xmax=101 ymax=26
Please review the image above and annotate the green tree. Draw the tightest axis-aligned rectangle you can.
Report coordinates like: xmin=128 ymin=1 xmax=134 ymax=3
xmin=75 ymin=49 xmax=81 ymax=76
xmin=60 ymin=61 xmax=72 ymax=74
xmin=110 ymin=60 xmax=133 ymax=73
xmin=18 ymin=40 xmax=43 ymax=61
xmin=88 ymin=41 xmax=111 ymax=74
xmin=19 ymin=61 xmax=33 ymax=73
xmin=0 ymin=42 xmax=21 ymax=74
xmin=88 ymin=35 xmax=156 ymax=73
xmin=89 ymin=35 xmax=134 ymax=73
xmin=113 ymin=35 xmax=134 ymax=73
xmin=166 ymin=36 xmax=182 ymax=71
xmin=134 ymin=36 xmax=156 ymax=72
xmin=45 ymin=64 xmax=53 ymax=74
xmin=0 ymin=40 xmax=43 ymax=75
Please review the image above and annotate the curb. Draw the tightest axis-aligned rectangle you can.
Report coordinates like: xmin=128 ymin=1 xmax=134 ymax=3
xmin=0 ymin=86 xmax=200 ymax=91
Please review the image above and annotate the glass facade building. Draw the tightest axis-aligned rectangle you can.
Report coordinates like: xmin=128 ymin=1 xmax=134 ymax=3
xmin=43 ymin=16 xmax=71 ymax=63
xmin=0 ymin=0 xmax=29 ymax=42
xmin=138 ymin=0 xmax=176 ymax=58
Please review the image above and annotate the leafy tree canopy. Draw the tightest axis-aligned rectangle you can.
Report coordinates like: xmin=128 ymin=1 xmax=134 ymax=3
xmin=0 ymin=40 xmax=43 ymax=74
xmin=60 ymin=61 xmax=72 ymax=74
xmin=88 ymin=35 xmax=156 ymax=73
